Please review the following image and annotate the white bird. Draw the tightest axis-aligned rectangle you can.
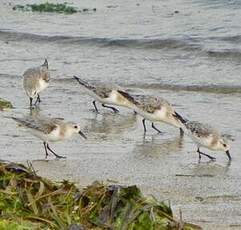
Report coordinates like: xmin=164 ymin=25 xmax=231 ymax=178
xmin=183 ymin=120 xmax=231 ymax=161
xmin=23 ymin=59 xmax=50 ymax=107
xmin=73 ymin=76 xmax=135 ymax=113
xmin=11 ymin=114 xmax=87 ymax=159
xmin=118 ymin=93 xmax=186 ymax=135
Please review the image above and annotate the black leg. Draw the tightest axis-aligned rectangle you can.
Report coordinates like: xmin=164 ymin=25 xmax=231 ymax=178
xmin=198 ymin=149 xmax=201 ymax=161
xmin=30 ymin=97 xmax=33 ymax=107
xmin=92 ymin=101 xmax=99 ymax=113
xmin=142 ymin=119 xmax=147 ymax=133
xmin=180 ymin=128 xmax=184 ymax=137
xmin=34 ymin=94 xmax=41 ymax=105
xmin=151 ymin=123 xmax=162 ymax=134
xmin=46 ymin=143 xmax=66 ymax=159
xmin=43 ymin=142 xmax=49 ymax=159
xmin=102 ymin=104 xmax=119 ymax=113
xmin=37 ymin=94 xmax=41 ymax=103
xmin=226 ymin=150 xmax=232 ymax=161
xmin=34 ymin=98 xmax=38 ymax=105
xmin=197 ymin=148 xmax=216 ymax=161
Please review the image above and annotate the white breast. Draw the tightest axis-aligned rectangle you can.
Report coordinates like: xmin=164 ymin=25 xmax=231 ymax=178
xmin=37 ymin=79 xmax=49 ymax=93
xmin=30 ymin=126 xmax=61 ymax=142
xmin=153 ymin=108 xmax=167 ymax=121
xmin=46 ymin=126 xmax=61 ymax=142
xmin=102 ymin=90 xmax=118 ymax=105
xmin=189 ymin=131 xmax=214 ymax=150
xmin=134 ymin=108 xmax=159 ymax=121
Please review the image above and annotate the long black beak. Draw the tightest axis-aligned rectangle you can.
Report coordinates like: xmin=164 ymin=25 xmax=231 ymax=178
xmin=79 ymin=130 xmax=87 ymax=139
xmin=226 ymin=150 xmax=231 ymax=161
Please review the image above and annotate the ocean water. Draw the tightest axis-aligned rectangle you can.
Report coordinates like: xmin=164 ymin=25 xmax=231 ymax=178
xmin=1 ymin=0 xmax=241 ymax=229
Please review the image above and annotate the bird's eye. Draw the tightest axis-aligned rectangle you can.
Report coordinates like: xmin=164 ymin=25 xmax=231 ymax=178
xmin=74 ymin=125 xmax=78 ymax=129
xmin=223 ymin=143 xmax=227 ymax=147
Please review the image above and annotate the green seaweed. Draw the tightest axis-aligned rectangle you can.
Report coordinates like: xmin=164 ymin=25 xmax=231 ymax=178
xmin=13 ymin=2 xmax=77 ymax=14
xmin=12 ymin=2 xmax=96 ymax=14
xmin=0 ymin=162 xmax=202 ymax=229
xmin=0 ymin=98 xmax=13 ymax=111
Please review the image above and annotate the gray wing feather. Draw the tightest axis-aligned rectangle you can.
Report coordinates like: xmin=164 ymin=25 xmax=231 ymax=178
xmin=132 ymin=95 xmax=172 ymax=113
xmin=186 ymin=121 xmax=218 ymax=137
xmin=12 ymin=117 xmax=57 ymax=134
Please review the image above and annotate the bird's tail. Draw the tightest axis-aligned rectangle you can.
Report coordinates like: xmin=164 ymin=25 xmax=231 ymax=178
xmin=11 ymin=116 xmax=28 ymax=126
xmin=11 ymin=116 xmax=40 ymax=130
xmin=42 ymin=59 xmax=48 ymax=69
xmin=172 ymin=111 xmax=189 ymax=134
xmin=173 ymin=111 xmax=188 ymax=124
xmin=117 ymin=90 xmax=138 ymax=105
xmin=115 ymin=90 xmax=140 ymax=109
xmin=73 ymin=76 xmax=95 ymax=91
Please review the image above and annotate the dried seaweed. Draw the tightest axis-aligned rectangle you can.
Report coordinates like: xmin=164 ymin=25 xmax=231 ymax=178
xmin=0 ymin=161 xmax=202 ymax=230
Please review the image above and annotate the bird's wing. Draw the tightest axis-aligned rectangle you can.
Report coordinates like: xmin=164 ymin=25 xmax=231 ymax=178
xmin=12 ymin=117 xmax=57 ymax=134
xmin=93 ymin=86 xmax=112 ymax=98
xmin=117 ymin=90 xmax=137 ymax=104
xmin=132 ymin=95 xmax=169 ymax=113
xmin=186 ymin=121 xmax=216 ymax=138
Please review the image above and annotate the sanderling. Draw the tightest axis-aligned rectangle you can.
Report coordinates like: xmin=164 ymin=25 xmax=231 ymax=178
xmin=11 ymin=114 xmax=87 ymax=159
xmin=23 ymin=59 xmax=50 ymax=107
xmin=119 ymin=94 xmax=186 ymax=135
xmin=73 ymin=76 xmax=135 ymax=113
xmin=182 ymin=120 xmax=231 ymax=161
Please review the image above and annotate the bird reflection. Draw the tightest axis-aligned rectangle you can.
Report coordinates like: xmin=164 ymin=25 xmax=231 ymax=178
xmin=133 ymin=135 xmax=184 ymax=159
xmin=87 ymin=112 xmax=137 ymax=140
xmin=29 ymin=105 xmax=41 ymax=116
xmin=186 ymin=159 xmax=231 ymax=177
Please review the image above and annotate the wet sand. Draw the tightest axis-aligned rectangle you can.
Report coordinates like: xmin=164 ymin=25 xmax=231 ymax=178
xmin=1 ymin=77 xmax=241 ymax=230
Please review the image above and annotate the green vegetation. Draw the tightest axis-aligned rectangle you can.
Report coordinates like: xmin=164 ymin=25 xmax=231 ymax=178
xmin=0 ymin=98 xmax=13 ymax=111
xmin=13 ymin=2 xmax=78 ymax=14
xmin=0 ymin=161 xmax=201 ymax=229
xmin=12 ymin=2 xmax=96 ymax=14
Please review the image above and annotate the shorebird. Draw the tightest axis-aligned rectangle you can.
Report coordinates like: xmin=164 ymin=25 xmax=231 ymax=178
xmin=73 ymin=76 xmax=135 ymax=113
xmin=119 ymin=94 xmax=186 ymax=135
xmin=182 ymin=120 xmax=231 ymax=161
xmin=23 ymin=59 xmax=50 ymax=107
xmin=11 ymin=114 xmax=87 ymax=159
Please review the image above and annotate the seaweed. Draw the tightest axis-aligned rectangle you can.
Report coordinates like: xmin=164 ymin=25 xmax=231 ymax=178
xmin=0 ymin=161 xmax=202 ymax=229
xmin=0 ymin=98 xmax=13 ymax=111
xmin=12 ymin=2 xmax=96 ymax=14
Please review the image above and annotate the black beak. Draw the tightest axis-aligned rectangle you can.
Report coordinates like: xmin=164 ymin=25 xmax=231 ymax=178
xmin=226 ymin=150 xmax=231 ymax=161
xmin=79 ymin=130 xmax=87 ymax=139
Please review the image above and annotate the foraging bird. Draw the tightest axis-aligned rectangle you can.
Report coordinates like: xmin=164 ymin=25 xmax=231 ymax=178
xmin=11 ymin=114 xmax=87 ymax=159
xmin=120 ymin=93 xmax=186 ymax=135
xmin=73 ymin=76 xmax=135 ymax=113
xmin=183 ymin=120 xmax=231 ymax=161
xmin=23 ymin=59 xmax=50 ymax=107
